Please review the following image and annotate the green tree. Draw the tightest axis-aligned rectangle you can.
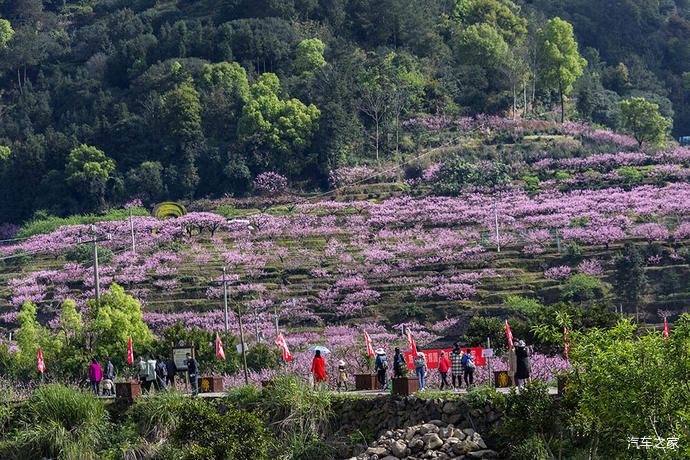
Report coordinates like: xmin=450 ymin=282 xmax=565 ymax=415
xmin=455 ymin=23 xmax=510 ymax=69
xmin=294 ymin=38 xmax=327 ymax=75
xmin=619 ymin=96 xmax=671 ymax=147
xmin=65 ymin=145 xmax=116 ymax=210
xmin=561 ymin=273 xmax=604 ymax=302
xmin=59 ymin=299 xmax=83 ymax=348
xmin=86 ymin=284 xmax=154 ymax=363
xmin=237 ymin=73 xmax=320 ymax=176
xmin=0 ymin=18 xmax=14 ymax=48
xmin=454 ymin=0 xmax=527 ymax=45
xmin=538 ymin=17 xmax=587 ymax=123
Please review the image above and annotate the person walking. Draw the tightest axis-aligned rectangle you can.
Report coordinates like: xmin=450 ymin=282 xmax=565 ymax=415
xmin=413 ymin=350 xmax=427 ymax=391
xmin=165 ymin=356 xmax=177 ymax=390
xmin=145 ymin=354 xmax=158 ymax=392
xmin=88 ymin=357 xmax=103 ymax=396
xmin=439 ymin=350 xmax=451 ymax=390
xmin=508 ymin=343 xmax=518 ymax=387
xmin=185 ymin=352 xmax=198 ymax=396
xmin=311 ymin=350 xmax=327 ymax=390
xmin=449 ymin=344 xmax=464 ymax=389
xmin=104 ymin=357 xmax=115 ymax=382
xmin=374 ymin=348 xmax=388 ymax=391
xmin=462 ymin=348 xmax=475 ymax=387
xmin=515 ymin=340 xmax=531 ymax=387
xmin=155 ymin=356 xmax=168 ymax=391
xmin=136 ymin=356 xmax=148 ymax=390
xmin=393 ymin=347 xmax=405 ymax=378
xmin=336 ymin=360 xmax=349 ymax=392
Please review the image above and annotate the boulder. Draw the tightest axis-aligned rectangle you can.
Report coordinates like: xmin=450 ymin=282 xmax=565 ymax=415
xmin=419 ymin=423 xmax=439 ymax=434
xmin=366 ymin=447 xmax=387 ymax=456
xmin=391 ymin=440 xmax=407 ymax=458
xmin=423 ymin=433 xmax=444 ymax=450
xmin=465 ymin=449 xmax=499 ymax=459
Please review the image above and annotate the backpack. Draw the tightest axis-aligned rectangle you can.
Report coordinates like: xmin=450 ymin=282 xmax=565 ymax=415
xmin=413 ymin=355 xmax=425 ymax=368
xmin=465 ymin=357 xmax=476 ymax=370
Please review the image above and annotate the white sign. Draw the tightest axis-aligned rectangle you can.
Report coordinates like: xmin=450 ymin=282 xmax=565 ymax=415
xmin=236 ymin=343 xmax=249 ymax=353
xmin=481 ymin=348 xmax=494 ymax=358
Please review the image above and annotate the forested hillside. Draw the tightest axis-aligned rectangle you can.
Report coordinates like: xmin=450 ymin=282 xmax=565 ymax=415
xmin=0 ymin=0 xmax=689 ymax=223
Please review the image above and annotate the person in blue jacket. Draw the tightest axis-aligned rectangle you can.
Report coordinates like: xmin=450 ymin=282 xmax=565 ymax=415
xmin=461 ymin=348 xmax=476 ymax=387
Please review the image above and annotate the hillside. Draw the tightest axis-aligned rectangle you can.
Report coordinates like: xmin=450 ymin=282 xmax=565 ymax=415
xmin=2 ymin=120 xmax=689 ymax=345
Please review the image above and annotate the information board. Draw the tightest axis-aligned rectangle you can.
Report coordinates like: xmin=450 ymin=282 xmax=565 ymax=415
xmin=173 ymin=346 xmax=193 ymax=372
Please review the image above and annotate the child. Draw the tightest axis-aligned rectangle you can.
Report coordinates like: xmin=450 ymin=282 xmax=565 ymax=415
xmin=102 ymin=377 xmax=114 ymax=396
xmin=336 ymin=360 xmax=349 ymax=392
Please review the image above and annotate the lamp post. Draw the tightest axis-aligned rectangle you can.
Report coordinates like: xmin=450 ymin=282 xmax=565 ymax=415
xmin=77 ymin=225 xmax=111 ymax=300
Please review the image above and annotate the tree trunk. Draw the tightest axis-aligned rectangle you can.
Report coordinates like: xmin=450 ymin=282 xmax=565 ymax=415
xmin=395 ymin=113 xmax=399 ymax=157
xmin=512 ymin=83 xmax=517 ymax=119
xmin=375 ymin=118 xmax=379 ymax=164
xmin=523 ymin=77 xmax=528 ymax=114
xmin=17 ymin=68 xmax=22 ymax=94
xmin=558 ymin=82 xmax=565 ymax=124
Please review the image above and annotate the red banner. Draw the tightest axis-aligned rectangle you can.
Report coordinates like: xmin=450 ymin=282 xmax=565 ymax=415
xmin=404 ymin=348 xmax=486 ymax=369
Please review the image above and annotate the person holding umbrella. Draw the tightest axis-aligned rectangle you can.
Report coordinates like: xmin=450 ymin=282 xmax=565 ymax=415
xmin=311 ymin=349 xmax=327 ymax=390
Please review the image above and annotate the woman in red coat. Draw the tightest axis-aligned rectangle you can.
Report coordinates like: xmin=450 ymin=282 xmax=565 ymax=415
xmin=311 ymin=350 xmax=327 ymax=389
xmin=439 ymin=350 xmax=451 ymax=391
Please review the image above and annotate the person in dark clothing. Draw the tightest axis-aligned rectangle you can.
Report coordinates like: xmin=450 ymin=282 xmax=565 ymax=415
xmin=393 ymin=347 xmax=405 ymax=378
xmin=165 ymin=357 xmax=177 ymax=389
xmin=104 ymin=357 xmax=115 ymax=381
xmin=449 ymin=344 xmax=464 ymax=389
xmin=461 ymin=348 xmax=475 ymax=387
xmin=374 ymin=348 xmax=388 ymax=391
xmin=155 ymin=356 xmax=168 ymax=391
xmin=515 ymin=340 xmax=531 ymax=387
xmin=185 ymin=352 xmax=198 ymax=396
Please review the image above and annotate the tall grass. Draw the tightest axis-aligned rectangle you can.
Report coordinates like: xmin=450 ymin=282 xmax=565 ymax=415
xmin=13 ymin=384 xmax=108 ymax=460
xmin=128 ymin=390 xmax=188 ymax=442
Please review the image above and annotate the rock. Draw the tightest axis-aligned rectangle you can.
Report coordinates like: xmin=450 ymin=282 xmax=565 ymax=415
xmin=420 ymin=423 xmax=439 ymax=434
xmin=445 ymin=437 xmax=460 ymax=445
xmin=465 ymin=449 xmax=499 ymax=459
xmin=452 ymin=428 xmax=466 ymax=440
xmin=447 ymin=413 xmax=463 ymax=425
xmin=366 ymin=447 xmax=387 ymax=456
xmin=423 ymin=433 xmax=444 ymax=450
xmin=391 ymin=440 xmax=407 ymax=458
xmin=381 ymin=457 xmax=400 ymax=460
xmin=429 ymin=419 xmax=446 ymax=427
xmin=442 ymin=401 xmax=456 ymax=414
xmin=410 ymin=439 xmax=425 ymax=452
xmin=476 ymin=438 xmax=487 ymax=450
xmin=405 ymin=427 xmax=417 ymax=441
xmin=462 ymin=428 xmax=475 ymax=437
xmin=438 ymin=426 xmax=454 ymax=439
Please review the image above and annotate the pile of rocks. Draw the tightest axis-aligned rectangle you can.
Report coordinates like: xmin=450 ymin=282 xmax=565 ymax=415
xmin=348 ymin=419 xmax=499 ymax=460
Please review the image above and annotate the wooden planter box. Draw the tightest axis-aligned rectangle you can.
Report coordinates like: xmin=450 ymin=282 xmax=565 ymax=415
xmin=392 ymin=377 xmax=419 ymax=395
xmin=199 ymin=376 xmax=224 ymax=393
xmin=493 ymin=370 xmax=514 ymax=388
xmin=354 ymin=374 xmax=381 ymax=390
xmin=115 ymin=381 xmax=142 ymax=399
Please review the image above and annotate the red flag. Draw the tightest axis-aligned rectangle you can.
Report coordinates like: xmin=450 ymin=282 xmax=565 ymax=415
xmin=275 ymin=333 xmax=292 ymax=361
xmin=127 ymin=335 xmax=134 ymax=364
xmin=363 ymin=329 xmax=375 ymax=357
xmin=505 ymin=320 xmax=514 ymax=348
xmin=663 ymin=318 xmax=670 ymax=339
xmin=564 ymin=327 xmax=570 ymax=360
xmin=405 ymin=327 xmax=418 ymax=357
xmin=216 ymin=333 xmax=226 ymax=359
xmin=37 ymin=346 xmax=45 ymax=373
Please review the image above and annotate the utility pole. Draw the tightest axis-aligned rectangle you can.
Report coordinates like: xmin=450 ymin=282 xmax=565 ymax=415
xmin=255 ymin=303 xmax=260 ymax=344
xmin=236 ymin=301 xmax=249 ymax=386
xmin=274 ymin=304 xmax=279 ymax=337
xmin=92 ymin=225 xmax=100 ymax=300
xmin=78 ymin=225 xmax=111 ymax=301
xmin=222 ymin=267 xmax=229 ymax=334
xmin=486 ymin=337 xmax=492 ymax=387
xmin=129 ymin=208 xmax=136 ymax=253
xmin=494 ymin=199 xmax=500 ymax=253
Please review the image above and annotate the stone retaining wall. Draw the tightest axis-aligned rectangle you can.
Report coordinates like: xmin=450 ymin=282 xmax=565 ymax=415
xmin=332 ymin=395 xmax=504 ymax=454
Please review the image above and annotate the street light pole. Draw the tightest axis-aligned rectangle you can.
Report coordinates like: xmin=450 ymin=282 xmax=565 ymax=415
xmin=222 ymin=267 xmax=229 ymax=334
xmin=129 ymin=207 xmax=136 ymax=253
xmin=92 ymin=225 xmax=100 ymax=300
xmin=236 ymin=301 xmax=249 ymax=386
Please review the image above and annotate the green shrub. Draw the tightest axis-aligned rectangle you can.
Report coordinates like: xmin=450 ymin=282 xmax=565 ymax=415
xmin=13 ymin=384 xmax=108 ymax=459
xmin=17 ymin=208 xmax=149 ymax=238
xmin=521 ymin=175 xmax=540 ymax=192
xmin=225 ymin=385 xmax=262 ymax=406
xmin=561 ymin=273 xmax=604 ymax=301
xmin=129 ymin=391 xmax=189 ymax=442
xmin=171 ymin=399 xmax=272 ymax=460
xmin=510 ymin=435 xmax=550 ymax=460
xmin=554 ymin=171 xmax=572 ymax=182
xmin=246 ymin=343 xmax=281 ymax=372
xmin=505 ymin=296 xmax=544 ymax=316
xmin=3 ymin=248 xmax=31 ymax=267
xmin=616 ymin=166 xmax=641 ymax=183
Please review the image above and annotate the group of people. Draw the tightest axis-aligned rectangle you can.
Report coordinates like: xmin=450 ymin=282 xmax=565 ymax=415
xmin=508 ymin=339 xmax=532 ymax=387
xmin=88 ymin=357 xmax=115 ymax=396
xmin=411 ymin=344 xmax=476 ymax=391
xmin=318 ymin=342 xmax=487 ymax=392
xmin=86 ymin=352 xmax=200 ymax=396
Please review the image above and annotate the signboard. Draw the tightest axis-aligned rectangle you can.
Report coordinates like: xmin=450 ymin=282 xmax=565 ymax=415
xmin=236 ymin=343 xmax=248 ymax=353
xmin=404 ymin=347 xmax=486 ymax=369
xmin=481 ymin=348 xmax=494 ymax=358
xmin=173 ymin=346 xmax=193 ymax=372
